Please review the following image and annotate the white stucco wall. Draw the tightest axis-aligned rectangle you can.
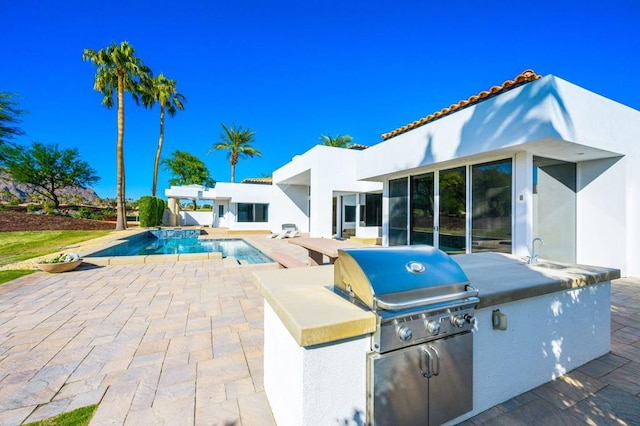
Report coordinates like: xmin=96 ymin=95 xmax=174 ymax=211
xmin=452 ymin=281 xmax=611 ymax=424
xmin=264 ymin=303 xmax=369 ymax=426
xmin=552 ymin=79 xmax=639 ymax=276
xmin=179 ymin=211 xmax=214 ymax=226
xmin=268 ymin=184 xmax=309 ymax=233
xmin=214 ymin=182 xmax=273 ymax=203
xmin=577 ymin=158 xmax=627 ymax=269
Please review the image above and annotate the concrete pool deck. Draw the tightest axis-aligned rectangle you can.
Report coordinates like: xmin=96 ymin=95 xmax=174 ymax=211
xmin=0 ymin=234 xmax=638 ymax=425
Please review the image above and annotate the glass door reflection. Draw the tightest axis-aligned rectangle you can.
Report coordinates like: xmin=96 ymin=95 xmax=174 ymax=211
xmin=410 ymin=173 xmax=434 ymax=246
xmin=438 ymin=167 xmax=466 ymax=253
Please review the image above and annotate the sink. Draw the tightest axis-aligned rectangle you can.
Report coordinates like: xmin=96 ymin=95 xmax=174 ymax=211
xmin=531 ymin=262 xmax=570 ymax=270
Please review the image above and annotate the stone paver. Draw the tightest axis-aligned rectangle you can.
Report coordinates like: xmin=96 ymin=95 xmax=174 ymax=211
xmin=0 ymin=233 xmax=638 ymax=425
xmin=0 ymin=233 xmax=291 ymax=425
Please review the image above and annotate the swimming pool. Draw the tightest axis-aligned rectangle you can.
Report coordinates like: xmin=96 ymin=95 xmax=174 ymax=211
xmin=87 ymin=231 xmax=273 ymax=264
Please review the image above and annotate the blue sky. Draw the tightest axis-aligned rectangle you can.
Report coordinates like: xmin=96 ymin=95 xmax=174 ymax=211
xmin=2 ymin=0 xmax=639 ymax=200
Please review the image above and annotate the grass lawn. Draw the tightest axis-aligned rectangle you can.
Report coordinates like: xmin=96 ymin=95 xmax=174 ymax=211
xmin=0 ymin=230 xmax=111 ymax=267
xmin=23 ymin=404 xmax=98 ymax=426
xmin=0 ymin=269 xmax=36 ymax=285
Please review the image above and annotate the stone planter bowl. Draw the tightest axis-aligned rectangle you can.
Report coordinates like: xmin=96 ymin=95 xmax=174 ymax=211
xmin=37 ymin=259 xmax=83 ymax=273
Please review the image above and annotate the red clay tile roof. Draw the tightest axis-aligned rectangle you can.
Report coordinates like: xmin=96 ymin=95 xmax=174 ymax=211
xmin=240 ymin=177 xmax=273 ymax=184
xmin=381 ymin=69 xmax=542 ymax=140
xmin=347 ymin=143 xmax=370 ymax=150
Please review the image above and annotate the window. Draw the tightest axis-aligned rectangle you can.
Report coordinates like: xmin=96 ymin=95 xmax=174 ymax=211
xmin=344 ymin=205 xmax=356 ymax=222
xmin=471 ymin=159 xmax=512 ymax=253
xmin=237 ymin=203 xmax=269 ymax=222
xmin=364 ymin=193 xmax=382 ymax=226
xmin=218 ymin=205 xmax=224 ymax=217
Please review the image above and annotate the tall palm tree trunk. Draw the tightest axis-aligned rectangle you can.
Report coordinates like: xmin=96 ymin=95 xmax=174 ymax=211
xmin=230 ymin=152 xmax=238 ymax=183
xmin=115 ymin=72 xmax=127 ymax=230
xmin=152 ymin=105 xmax=165 ymax=197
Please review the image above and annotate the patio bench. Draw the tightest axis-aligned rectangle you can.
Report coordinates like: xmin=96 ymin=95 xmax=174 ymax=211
xmin=268 ymin=251 xmax=308 ymax=269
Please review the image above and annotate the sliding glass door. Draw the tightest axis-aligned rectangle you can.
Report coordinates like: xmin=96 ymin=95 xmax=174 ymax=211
xmin=439 ymin=167 xmax=466 ymax=253
xmin=389 ymin=178 xmax=408 ymax=246
xmin=471 ymin=159 xmax=512 ymax=253
xmin=408 ymin=169 xmax=466 ymax=254
xmin=410 ymin=173 xmax=434 ymax=246
xmin=388 ymin=158 xmax=513 ymax=255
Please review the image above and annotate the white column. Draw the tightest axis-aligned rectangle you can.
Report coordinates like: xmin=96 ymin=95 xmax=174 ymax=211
xmin=513 ymin=152 xmax=533 ymax=258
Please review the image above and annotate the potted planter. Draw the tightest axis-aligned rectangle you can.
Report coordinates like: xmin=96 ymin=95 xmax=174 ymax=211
xmin=37 ymin=253 xmax=83 ymax=273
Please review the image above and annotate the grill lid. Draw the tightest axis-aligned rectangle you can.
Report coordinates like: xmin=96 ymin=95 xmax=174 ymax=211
xmin=334 ymin=246 xmax=472 ymax=312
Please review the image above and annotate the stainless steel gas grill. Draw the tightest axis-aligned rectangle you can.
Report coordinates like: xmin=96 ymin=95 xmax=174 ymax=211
xmin=334 ymin=246 xmax=479 ymax=426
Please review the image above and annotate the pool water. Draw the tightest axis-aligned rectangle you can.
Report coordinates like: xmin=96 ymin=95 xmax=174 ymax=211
xmin=87 ymin=231 xmax=273 ymax=264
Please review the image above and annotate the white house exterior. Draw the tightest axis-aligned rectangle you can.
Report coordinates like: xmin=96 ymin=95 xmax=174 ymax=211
xmin=164 ymin=70 xmax=639 ymax=276
xmin=165 ymin=183 xmax=276 ymax=231
xmin=356 ymin=70 xmax=640 ymax=277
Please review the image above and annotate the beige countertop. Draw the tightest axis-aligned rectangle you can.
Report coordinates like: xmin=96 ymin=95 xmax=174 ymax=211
xmin=452 ymin=252 xmax=620 ymax=308
xmin=253 ymin=265 xmax=376 ymax=347
xmin=253 ymin=253 xmax=620 ymax=347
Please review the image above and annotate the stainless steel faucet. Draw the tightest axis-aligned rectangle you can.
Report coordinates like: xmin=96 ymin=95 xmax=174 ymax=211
xmin=528 ymin=237 xmax=544 ymax=264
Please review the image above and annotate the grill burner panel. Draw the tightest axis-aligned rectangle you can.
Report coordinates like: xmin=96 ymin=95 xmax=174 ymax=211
xmin=375 ymin=300 xmax=477 ymax=353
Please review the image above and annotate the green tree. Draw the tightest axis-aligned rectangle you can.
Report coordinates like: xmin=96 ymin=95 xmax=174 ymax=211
xmin=141 ymin=73 xmax=186 ymax=197
xmin=83 ymin=41 xmax=152 ymax=230
xmin=319 ymin=134 xmax=353 ymax=148
xmin=3 ymin=142 xmax=99 ymax=208
xmin=209 ymin=123 xmax=261 ymax=183
xmin=0 ymin=91 xmax=28 ymax=162
xmin=162 ymin=150 xmax=215 ymax=210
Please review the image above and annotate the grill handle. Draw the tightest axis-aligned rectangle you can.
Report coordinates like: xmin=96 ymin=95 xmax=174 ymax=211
xmin=376 ymin=285 xmax=479 ymax=311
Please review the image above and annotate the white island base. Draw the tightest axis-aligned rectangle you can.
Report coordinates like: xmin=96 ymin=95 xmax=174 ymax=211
xmin=255 ymin=254 xmax=618 ymax=426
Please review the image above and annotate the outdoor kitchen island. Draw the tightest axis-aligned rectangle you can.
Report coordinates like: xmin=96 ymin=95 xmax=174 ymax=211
xmin=253 ymin=251 xmax=620 ymax=426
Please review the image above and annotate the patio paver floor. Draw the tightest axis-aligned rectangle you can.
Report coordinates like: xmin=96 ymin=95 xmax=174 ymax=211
xmin=0 ymin=235 xmax=638 ymax=425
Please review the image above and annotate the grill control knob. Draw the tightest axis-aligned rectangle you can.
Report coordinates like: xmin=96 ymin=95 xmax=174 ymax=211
xmin=451 ymin=315 xmax=466 ymax=328
xmin=397 ymin=325 xmax=413 ymax=341
xmin=451 ymin=314 xmax=475 ymax=328
xmin=464 ymin=314 xmax=476 ymax=326
xmin=426 ymin=320 xmax=441 ymax=335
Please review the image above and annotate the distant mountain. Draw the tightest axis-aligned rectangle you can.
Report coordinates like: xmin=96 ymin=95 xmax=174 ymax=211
xmin=0 ymin=174 xmax=101 ymax=205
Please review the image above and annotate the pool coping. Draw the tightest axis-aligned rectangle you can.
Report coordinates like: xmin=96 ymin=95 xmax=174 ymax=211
xmin=81 ymin=229 xmax=277 ymax=267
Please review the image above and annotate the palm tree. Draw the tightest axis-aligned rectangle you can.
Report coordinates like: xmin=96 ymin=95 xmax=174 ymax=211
xmin=209 ymin=123 xmax=261 ymax=183
xmin=319 ymin=134 xmax=353 ymax=148
xmin=83 ymin=41 xmax=151 ymax=230
xmin=142 ymin=73 xmax=186 ymax=197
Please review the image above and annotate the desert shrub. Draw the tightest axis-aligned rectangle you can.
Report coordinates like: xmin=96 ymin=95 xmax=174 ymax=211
xmin=76 ymin=207 xmax=93 ymax=219
xmin=8 ymin=198 xmax=21 ymax=206
xmin=139 ymin=196 xmax=164 ymax=227
xmin=92 ymin=208 xmax=116 ymax=221
xmin=43 ymin=201 xmax=56 ymax=214
xmin=26 ymin=204 xmax=40 ymax=213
